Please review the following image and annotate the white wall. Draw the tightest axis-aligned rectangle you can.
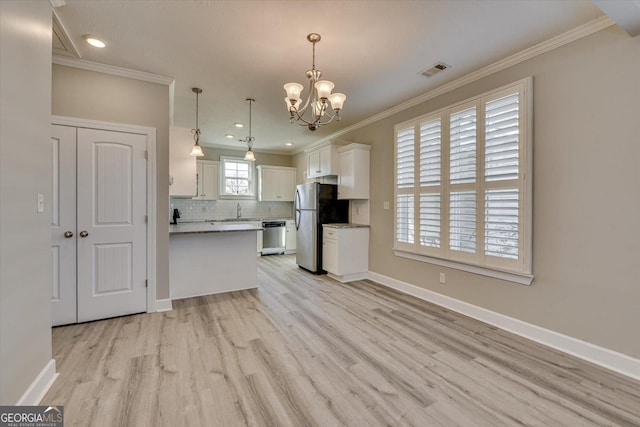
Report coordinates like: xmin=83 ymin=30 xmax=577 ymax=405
xmin=335 ymin=25 xmax=640 ymax=359
xmin=0 ymin=0 xmax=54 ymax=404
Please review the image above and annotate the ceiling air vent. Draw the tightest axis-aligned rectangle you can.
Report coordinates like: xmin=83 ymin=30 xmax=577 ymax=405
xmin=419 ymin=62 xmax=451 ymax=78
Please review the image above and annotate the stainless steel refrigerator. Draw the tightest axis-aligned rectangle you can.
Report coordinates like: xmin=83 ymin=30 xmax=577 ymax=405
xmin=295 ymin=183 xmax=349 ymax=274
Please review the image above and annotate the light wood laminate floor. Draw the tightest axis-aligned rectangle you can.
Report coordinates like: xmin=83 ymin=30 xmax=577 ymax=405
xmin=44 ymin=255 xmax=640 ymax=426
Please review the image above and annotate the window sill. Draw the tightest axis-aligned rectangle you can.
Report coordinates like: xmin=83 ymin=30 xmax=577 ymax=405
xmin=393 ymin=249 xmax=534 ymax=285
xmin=218 ymin=194 xmax=256 ymax=200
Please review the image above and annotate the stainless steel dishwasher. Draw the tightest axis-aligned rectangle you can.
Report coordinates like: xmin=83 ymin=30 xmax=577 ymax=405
xmin=261 ymin=220 xmax=286 ymax=255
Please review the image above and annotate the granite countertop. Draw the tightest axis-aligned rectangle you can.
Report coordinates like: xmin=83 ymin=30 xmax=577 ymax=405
xmin=170 ymin=222 xmax=263 ymax=235
xmin=323 ymin=223 xmax=371 ymax=229
xmin=177 ymin=217 xmax=294 ymax=224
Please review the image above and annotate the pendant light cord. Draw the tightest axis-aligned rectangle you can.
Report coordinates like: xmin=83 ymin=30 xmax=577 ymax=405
xmin=195 ymin=90 xmax=199 ymax=130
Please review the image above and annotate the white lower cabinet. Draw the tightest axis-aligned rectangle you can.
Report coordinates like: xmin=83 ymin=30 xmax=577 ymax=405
xmin=322 ymin=225 xmax=369 ymax=282
xmin=285 ymin=220 xmax=296 ymax=254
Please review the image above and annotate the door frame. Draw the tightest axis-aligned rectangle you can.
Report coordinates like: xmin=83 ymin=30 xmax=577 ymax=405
xmin=51 ymin=115 xmax=158 ymax=313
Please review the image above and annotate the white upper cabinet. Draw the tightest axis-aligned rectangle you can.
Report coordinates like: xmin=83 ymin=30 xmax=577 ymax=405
xmin=306 ymin=141 xmax=346 ymax=179
xmin=169 ymin=126 xmax=197 ymax=196
xmin=257 ymin=165 xmax=296 ymax=202
xmin=195 ymin=160 xmax=219 ymax=200
xmin=338 ymin=143 xmax=371 ymax=200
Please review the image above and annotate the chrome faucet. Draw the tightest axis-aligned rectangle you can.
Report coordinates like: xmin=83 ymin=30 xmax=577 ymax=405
xmin=236 ymin=202 xmax=242 ymax=219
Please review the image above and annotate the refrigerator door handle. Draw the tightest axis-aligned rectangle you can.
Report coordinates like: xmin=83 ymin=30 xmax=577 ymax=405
xmin=295 ymin=189 xmax=301 ymax=230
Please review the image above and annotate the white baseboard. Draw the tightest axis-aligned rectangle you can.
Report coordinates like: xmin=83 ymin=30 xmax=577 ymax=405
xmin=16 ymin=359 xmax=58 ymax=405
xmin=155 ymin=298 xmax=173 ymax=312
xmin=328 ymin=271 xmax=368 ymax=283
xmin=367 ymin=271 xmax=640 ymax=381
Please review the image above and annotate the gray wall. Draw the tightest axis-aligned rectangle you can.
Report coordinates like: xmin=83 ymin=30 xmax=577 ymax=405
xmin=202 ymin=146 xmax=292 ymax=167
xmin=335 ymin=26 xmax=640 ymax=358
xmin=52 ymin=65 xmax=171 ymax=299
xmin=0 ymin=0 xmax=53 ymax=404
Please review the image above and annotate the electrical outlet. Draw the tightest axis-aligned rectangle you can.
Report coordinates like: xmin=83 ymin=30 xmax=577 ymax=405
xmin=383 ymin=201 xmax=390 ymax=210
xmin=439 ymin=273 xmax=446 ymax=284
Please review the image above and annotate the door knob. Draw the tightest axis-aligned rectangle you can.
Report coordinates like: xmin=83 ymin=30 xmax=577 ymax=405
xmin=79 ymin=231 xmax=89 ymax=238
xmin=64 ymin=231 xmax=73 ymax=238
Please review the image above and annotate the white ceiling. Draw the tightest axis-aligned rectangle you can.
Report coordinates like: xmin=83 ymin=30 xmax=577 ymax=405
xmin=53 ymin=0 xmax=605 ymax=154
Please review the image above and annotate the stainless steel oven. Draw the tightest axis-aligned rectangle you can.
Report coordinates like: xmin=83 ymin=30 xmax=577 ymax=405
xmin=261 ymin=220 xmax=286 ymax=255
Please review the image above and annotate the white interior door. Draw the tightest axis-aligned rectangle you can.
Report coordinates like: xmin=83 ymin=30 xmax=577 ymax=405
xmin=51 ymin=125 xmax=77 ymax=326
xmin=76 ymin=128 xmax=147 ymax=322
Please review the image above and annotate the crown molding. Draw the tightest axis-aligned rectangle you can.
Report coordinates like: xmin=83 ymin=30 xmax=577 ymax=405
xmin=314 ymin=15 xmax=615 ymax=146
xmin=52 ymin=54 xmax=175 ymax=86
xmin=52 ymin=9 xmax=80 ymax=58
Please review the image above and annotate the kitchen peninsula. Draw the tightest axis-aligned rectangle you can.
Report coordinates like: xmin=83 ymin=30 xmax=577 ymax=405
xmin=169 ymin=222 xmax=262 ymax=299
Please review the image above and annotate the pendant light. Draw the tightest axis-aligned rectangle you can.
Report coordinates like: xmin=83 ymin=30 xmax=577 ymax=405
xmin=190 ymin=87 xmax=204 ymax=157
xmin=241 ymin=98 xmax=256 ymax=162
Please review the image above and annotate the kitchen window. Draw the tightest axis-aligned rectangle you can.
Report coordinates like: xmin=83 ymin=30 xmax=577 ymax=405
xmin=220 ymin=157 xmax=255 ymax=198
xmin=394 ymin=77 xmax=533 ymax=284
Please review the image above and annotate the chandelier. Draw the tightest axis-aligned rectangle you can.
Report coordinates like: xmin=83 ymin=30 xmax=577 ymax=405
xmin=240 ymin=98 xmax=256 ymax=162
xmin=190 ymin=87 xmax=204 ymax=157
xmin=283 ymin=33 xmax=346 ymax=131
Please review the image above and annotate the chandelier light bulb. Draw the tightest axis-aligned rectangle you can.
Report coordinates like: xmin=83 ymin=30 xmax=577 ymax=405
xmin=284 ymin=83 xmax=304 ymax=104
xmin=314 ymin=80 xmax=334 ymax=99
xmin=329 ymin=92 xmax=346 ymax=111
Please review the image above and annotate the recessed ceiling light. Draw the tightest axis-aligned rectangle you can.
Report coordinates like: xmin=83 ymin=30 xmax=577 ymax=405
xmin=234 ymin=123 xmax=244 ymax=128
xmin=285 ymin=142 xmax=293 ymax=146
xmin=84 ymin=35 xmax=106 ymax=48
xmin=225 ymin=134 xmax=234 ymax=139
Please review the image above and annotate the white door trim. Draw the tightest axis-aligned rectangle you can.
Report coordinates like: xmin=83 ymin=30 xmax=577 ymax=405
xmin=51 ymin=115 xmax=158 ymax=313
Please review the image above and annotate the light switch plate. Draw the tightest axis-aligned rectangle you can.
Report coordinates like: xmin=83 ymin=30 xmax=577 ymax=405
xmin=37 ymin=193 xmax=44 ymax=213
xmin=383 ymin=201 xmax=390 ymax=210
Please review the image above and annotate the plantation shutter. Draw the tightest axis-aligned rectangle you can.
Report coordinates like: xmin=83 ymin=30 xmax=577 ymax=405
xmin=449 ymin=107 xmax=477 ymax=184
xmin=396 ymin=125 xmax=415 ymax=244
xmin=484 ymin=93 xmax=520 ymax=260
xmin=485 ymin=189 xmax=519 ymax=259
xmin=449 ymin=106 xmax=477 ymax=255
xmin=394 ymin=78 xmax=531 ymax=279
xmin=419 ymin=118 xmax=441 ymax=249
xmin=397 ymin=194 xmax=414 ymax=244
xmin=485 ymin=93 xmax=519 ymax=182
xmin=396 ymin=126 xmax=415 ymax=189
xmin=419 ymin=119 xmax=441 ymax=186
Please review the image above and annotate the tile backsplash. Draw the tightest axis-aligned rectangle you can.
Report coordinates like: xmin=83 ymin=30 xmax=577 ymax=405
xmin=170 ymin=198 xmax=293 ymax=222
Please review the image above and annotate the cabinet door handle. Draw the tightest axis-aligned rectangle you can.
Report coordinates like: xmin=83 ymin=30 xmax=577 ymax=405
xmin=64 ymin=231 xmax=74 ymax=238
xmin=79 ymin=231 xmax=89 ymax=238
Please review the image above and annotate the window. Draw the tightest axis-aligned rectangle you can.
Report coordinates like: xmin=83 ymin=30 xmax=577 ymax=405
xmin=220 ymin=157 xmax=255 ymax=198
xmin=394 ymin=78 xmax=532 ymax=283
